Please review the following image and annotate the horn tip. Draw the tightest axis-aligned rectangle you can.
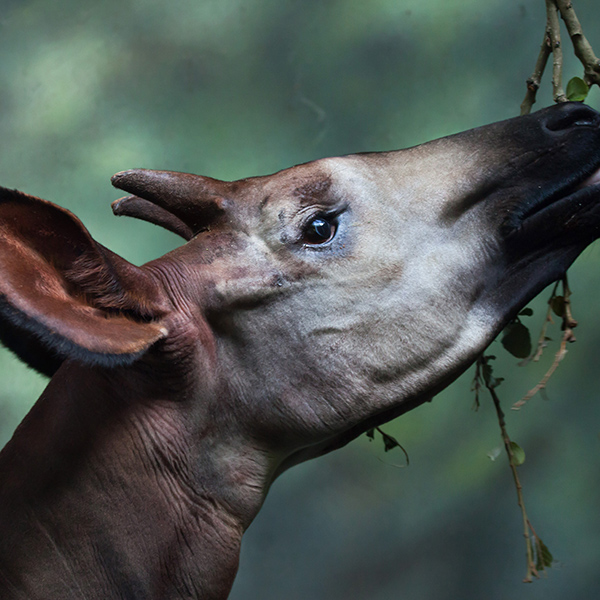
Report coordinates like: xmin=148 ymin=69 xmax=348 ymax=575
xmin=111 ymin=195 xmax=135 ymax=215
xmin=111 ymin=170 xmax=132 ymax=182
xmin=111 ymin=169 xmax=152 ymax=188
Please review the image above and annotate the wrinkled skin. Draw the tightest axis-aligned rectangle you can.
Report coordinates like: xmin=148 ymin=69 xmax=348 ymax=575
xmin=0 ymin=103 xmax=600 ymax=599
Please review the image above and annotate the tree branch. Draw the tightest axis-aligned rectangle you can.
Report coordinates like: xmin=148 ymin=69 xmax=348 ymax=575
xmin=555 ymin=0 xmax=600 ymax=87
xmin=475 ymin=356 xmax=548 ymax=582
xmin=546 ymin=0 xmax=568 ymax=103
xmin=521 ymin=32 xmax=552 ymax=115
xmin=512 ymin=277 xmax=577 ymax=410
xmin=521 ymin=0 xmax=600 ymax=115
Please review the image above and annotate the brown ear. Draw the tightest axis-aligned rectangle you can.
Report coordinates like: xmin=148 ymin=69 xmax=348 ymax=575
xmin=0 ymin=187 xmax=169 ymax=376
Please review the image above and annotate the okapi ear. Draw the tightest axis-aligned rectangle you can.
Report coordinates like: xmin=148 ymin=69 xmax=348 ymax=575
xmin=111 ymin=169 xmax=228 ymax=239
xmin=0 ymin=187 xmax=169 ymax=376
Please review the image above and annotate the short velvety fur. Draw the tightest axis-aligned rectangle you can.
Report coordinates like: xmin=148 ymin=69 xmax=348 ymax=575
xmin=1 ymin=103 xmax=600 ymax=599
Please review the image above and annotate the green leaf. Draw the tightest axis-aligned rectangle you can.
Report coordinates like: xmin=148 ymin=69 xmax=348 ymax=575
xmin=377 ymin=428 xmax=410 ymax=466
xmin=501 ymin=321 xmax=532 ymax=359
xmin=509 ymin=441 xmax=526 ymax=466
xmin=566 ymin=76 xmax=589 ymax=102
xmin=535 ymin=538 xmax=554 ymax=570
xmin=551 ymin=296 xmax=565 ymax=317
xmin=519 ymin=307 xmax=534 ymax=317
xmin=382 ymin=432 xmax=399 ymax=452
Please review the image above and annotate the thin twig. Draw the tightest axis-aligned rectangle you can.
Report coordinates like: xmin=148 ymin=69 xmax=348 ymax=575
xmin=482 ymin=361 xmax=538 ymax=582
xmin=513 ymin=335 xmax=568 ymax=409
xmin=513 ymin=277 xmax=577 ymax=410
xmin=521 ymin=0 xmax=600 ymax=114
xmin=555 ymin=0 xmax=600 ymax=87
xmin=546 ymin=0 xmax=568 ymax=103
xmin=521 ymin=29 xmax=552 ymax=115
xmin=520 ymin=281 xmax=560 ymax=366
xmin=561 ymin=275 xmax=578 ymax=330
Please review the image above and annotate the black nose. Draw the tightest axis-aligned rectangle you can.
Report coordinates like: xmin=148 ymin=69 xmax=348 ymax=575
xmin=542 ymin=101 xmax=600 ymax=132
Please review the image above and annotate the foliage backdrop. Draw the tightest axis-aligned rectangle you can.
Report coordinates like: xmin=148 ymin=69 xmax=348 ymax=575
xmin=0 ymin=1 xmax=599 ymax=598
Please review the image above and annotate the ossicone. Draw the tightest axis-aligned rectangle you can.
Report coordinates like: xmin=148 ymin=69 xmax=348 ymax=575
xmin=111 ymin=169 xmax=231 ymax=240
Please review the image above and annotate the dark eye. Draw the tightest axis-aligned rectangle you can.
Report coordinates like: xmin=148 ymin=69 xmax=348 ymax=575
xmin=302 ymin=216 xmax=337 ymax=245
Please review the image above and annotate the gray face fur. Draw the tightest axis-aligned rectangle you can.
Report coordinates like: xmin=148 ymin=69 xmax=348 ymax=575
xmin=152 ymin=102 xmax=600 ymax=472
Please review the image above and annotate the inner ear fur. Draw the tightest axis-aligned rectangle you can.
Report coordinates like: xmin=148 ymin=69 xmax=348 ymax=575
xmin=0 ymin=186 xmax=169 ymax=375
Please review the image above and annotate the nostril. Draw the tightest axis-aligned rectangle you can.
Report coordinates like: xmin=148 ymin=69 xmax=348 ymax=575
xmin=544 ymin=102 xmax=600 ymax=132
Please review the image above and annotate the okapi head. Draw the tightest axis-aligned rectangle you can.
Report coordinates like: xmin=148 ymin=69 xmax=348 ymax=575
xmin=0 ymin=102 xmax=599 ymax=599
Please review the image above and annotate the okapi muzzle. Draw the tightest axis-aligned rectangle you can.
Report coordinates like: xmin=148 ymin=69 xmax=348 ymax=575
xmin=0 ymin=102 xmax=600 ymax=599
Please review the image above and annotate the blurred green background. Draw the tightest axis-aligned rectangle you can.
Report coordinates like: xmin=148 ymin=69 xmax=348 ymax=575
xmin=1 ymin=0 xmax=600 ymax=598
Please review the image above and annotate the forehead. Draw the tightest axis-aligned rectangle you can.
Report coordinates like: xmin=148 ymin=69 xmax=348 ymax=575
xmin=248 ymin=155 xmax=377 ymax=212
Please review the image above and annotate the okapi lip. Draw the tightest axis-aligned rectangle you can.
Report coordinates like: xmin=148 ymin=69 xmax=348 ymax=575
xmin=503 ymin=159 xmax=600 ymax=236
xmin=577 ymin=165 xmax=600 ymax=189
xmin=504 ymin=180 xmax=600 ymax=250
xmin=537 ymin=166 xmax=600 ymax=222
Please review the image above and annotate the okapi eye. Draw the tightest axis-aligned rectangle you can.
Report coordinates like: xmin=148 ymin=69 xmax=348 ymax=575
xmin=303 ymin=216 xmax=337 ymax=245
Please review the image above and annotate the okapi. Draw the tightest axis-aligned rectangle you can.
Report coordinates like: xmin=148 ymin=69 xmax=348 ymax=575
xmin=0 ymin=102 xmax=599 ymax=599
